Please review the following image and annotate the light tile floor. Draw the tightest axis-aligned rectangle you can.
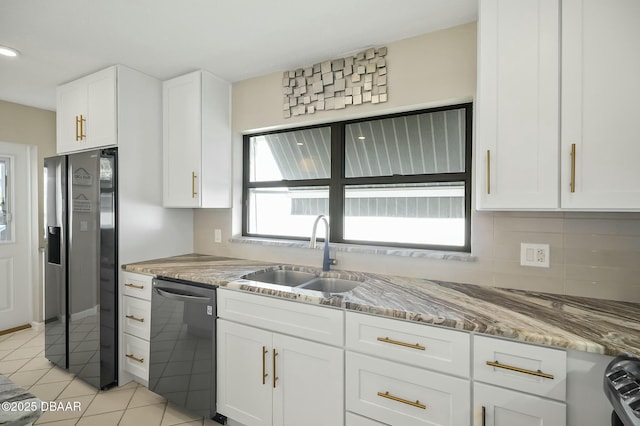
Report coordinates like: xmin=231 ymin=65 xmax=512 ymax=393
xmin=0 ymin=328 xmax=222 ymax=426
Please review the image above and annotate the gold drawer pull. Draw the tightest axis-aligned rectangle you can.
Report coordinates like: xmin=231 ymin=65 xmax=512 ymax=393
xmin=126 ymin=353 xmax=144 ymax=363
xmin=125 ymin=283 xmax=144 ymax=289
xmin=377 ymin=337 xmax=425 ymax=351
xmin=125 ymin=314 xmax=144 ymax=323
xmin=486 ymin=360 xmax=554 ymax=380
xmin=377 ymin=391 xmax=426 ymax=410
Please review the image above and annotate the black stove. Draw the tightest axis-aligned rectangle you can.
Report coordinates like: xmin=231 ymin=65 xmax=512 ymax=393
xmin=604 ymin=356 xmax=640 ymax=425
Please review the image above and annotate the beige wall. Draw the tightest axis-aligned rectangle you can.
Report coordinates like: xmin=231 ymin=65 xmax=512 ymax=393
xmin=194 ymin=22 xmax=640 ymax=302
xmin=0 ymin=100 xmax=56 ymax=247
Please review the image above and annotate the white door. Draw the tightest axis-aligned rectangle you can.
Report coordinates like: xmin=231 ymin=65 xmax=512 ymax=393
xmin=0 ymin=142 xmax=34 ymax=331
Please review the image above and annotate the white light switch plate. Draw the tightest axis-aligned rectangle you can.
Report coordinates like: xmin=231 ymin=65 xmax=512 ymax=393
xmin=214 ymin=228 xmax=222 ymax=243
xmin=520 ymin=243 xmax=550 ymax=268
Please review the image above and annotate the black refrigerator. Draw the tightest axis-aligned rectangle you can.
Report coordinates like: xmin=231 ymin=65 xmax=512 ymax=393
xmin=44 ymin=148 xmax=118 ymax=390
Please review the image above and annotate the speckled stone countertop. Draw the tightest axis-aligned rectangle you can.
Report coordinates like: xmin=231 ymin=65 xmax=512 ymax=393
xmin=123 ymin=254 xmax=640 ymax=357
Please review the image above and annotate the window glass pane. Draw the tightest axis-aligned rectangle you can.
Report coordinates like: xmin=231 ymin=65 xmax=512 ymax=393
xmin=248 ymin=186 xmax=329 ymax=238
xmin=0 ymin=157 xmax=10 ymax=242
xmin=343 ymin=182 xmax=466 ymax=247
xmin=345 ymin=108 xmax=466 ymax=177
xmin=249 ymin=127 xmax=331 ymax=182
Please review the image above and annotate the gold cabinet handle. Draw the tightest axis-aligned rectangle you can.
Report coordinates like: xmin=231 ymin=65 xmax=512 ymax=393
xmin=486 ymin=150 xmax=491 ymax=194
xmin=486 ymin=360 xmax=554 ymax=380
xmin=80 ymin=114 xmax=86 ymax=140
xmin=124 ymin=283 xmax=144 ymax=289
xmin=191 ymin=172 xmax=198 ymax=198
xmin=125 ymin=314 xmax=144 ymax=323
xmin=262 ymin=346 xmax=268 ymax=385
xmin=570 ymin=143 xmax=576 ymax=193
xmin=273 ymin=349 xmax=278 ymax=388
xmin=126 ymin=353 xmax=144 ymax=363
xmin=377 ymin=391 xmax=426 ymax=410
xmin=377 ymin=337 xmax=425 ymax=351
xmin=75 ymin=115 xmax=80 ymax=141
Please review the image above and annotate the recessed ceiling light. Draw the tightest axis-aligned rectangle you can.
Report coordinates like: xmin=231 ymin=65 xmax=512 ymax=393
xmin=357 ymin=136 xmax=366 ymax=140
xmin=297 ymin=142 xmax=304 ymax=146
xmin=0 ymin=46 xmax=19 ymax=57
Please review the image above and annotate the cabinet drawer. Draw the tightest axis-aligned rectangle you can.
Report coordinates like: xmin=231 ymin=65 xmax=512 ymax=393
xmin=122 ymin=271 xmax=153 ymax=301
xmin=346 ymin=312 xmax=470 ymax=377
xmin=346 ymin=412 xmax=389 ymax=426
xmin=346 ymin=352 xmax=470 ymax=426
xmin=122 ymin=296 xmax=151 ymax=340
xmin=123 ymin=334 xmax=149 ymax=382
xmin=474 ymin=335 xmax=567 ymax=401
xmin=217 ymin=289 xmax=343 ymax=346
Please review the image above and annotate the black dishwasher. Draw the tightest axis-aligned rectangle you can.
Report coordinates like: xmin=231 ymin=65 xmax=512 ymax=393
xmin=150 ymin=278 xmax=226 ymax=423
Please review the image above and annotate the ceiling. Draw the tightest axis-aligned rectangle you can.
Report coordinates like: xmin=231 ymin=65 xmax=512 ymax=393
xmin=0 ymin=0 xmax=477 ymax=112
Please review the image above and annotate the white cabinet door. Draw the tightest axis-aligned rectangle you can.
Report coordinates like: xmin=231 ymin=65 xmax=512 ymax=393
xmin=561 ymin=0 xmax=640 ymax=210
xmin=57 ymin=81 xmax=86 ymax=154
xmin=84 ymin=67 xmax=117 ymax=150
xmin=56 ymin=66 xmax=117 ymax=154
xmin=163 ymin=71 xmax=201 ymax=207
xmin=163 ymin=70 xmax=231 ymax=208
xmin=474 ymin=383 xmax=566 ymax=426
xmin=217 ymin=320 xmax=272 ymax=426
xmin=476 ymin=0 xmax=560 ymax=209
xmin=273 ymin=333 xmax=343 ymax=426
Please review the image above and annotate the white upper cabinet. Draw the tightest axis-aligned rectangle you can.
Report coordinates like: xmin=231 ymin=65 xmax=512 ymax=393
xmin=561 ymin=0 xmax=640 ymax=210
xmin=57 ymin=66 xmax=117 ymax=154
xmin=163 ymin=70 xmax=232 ymax=208
xmin=476 ymin=0 xmax=560 ymax=210
xmin=477 ymin=0 xmax=640 ymax=211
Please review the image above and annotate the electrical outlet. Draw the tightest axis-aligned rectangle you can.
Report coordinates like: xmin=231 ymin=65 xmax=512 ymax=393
xmin=520 ymin=243 xmax=550 ymax=268
xmin=214 ymin=228 xmax=222 ymax=243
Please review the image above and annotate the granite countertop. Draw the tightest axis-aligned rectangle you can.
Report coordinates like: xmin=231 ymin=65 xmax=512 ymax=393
xmin=123 ymin=253 xmax=640 ymax=357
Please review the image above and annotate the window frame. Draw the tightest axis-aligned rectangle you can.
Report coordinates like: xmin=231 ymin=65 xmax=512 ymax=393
xmin=242 ymin=102 xmax=473 ymax=252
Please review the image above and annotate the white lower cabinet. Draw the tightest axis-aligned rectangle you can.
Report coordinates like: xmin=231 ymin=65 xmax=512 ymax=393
xmin=346 ymin=352 xmax=470 ymax=426
xmin=120 ymin=271 xmax=153 ymax=386
xmin=216 ymin=318 xmax=344 ymax=426
xmin=216 ymin=289 xmax=344 ymax=426
xmin=474 ymin=383 xmax=566 ymax=426
xmin=472 ymin=335 xmax=567 ymax=426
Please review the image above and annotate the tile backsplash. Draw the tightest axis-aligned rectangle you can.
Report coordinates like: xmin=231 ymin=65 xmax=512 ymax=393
xmin=194 ymin=209 xmax=640 ymax=303
xmin=482 ymin=211 xmax=640 ymax=302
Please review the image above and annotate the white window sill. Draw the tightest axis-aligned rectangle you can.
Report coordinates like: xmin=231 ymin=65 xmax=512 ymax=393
xmin=229 ymin=236 xmax=476 ymax=262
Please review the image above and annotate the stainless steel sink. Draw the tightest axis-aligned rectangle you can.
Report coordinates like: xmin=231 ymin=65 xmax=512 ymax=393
xmin=241 ymin=267 xmax=362 ymax=293
xmin=297 ymin=277 xmax=361 ymax=293
xmin=242 ymin=269 xmax=317 ymax=286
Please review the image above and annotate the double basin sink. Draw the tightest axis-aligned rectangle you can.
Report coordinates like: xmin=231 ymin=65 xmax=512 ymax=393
xmin=241 ymin=268 xmax=362 ymax=294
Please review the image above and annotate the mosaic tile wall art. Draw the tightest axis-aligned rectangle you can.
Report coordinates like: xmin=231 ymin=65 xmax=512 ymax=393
xmin=283 ymin=46 xmax=388 ymax=118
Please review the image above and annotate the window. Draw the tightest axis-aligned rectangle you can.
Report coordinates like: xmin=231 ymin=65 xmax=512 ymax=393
xmin=243 ymin=103 xmax=472 ymax=251
xmin=0 ymin=156 xmax=11 ymax=242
